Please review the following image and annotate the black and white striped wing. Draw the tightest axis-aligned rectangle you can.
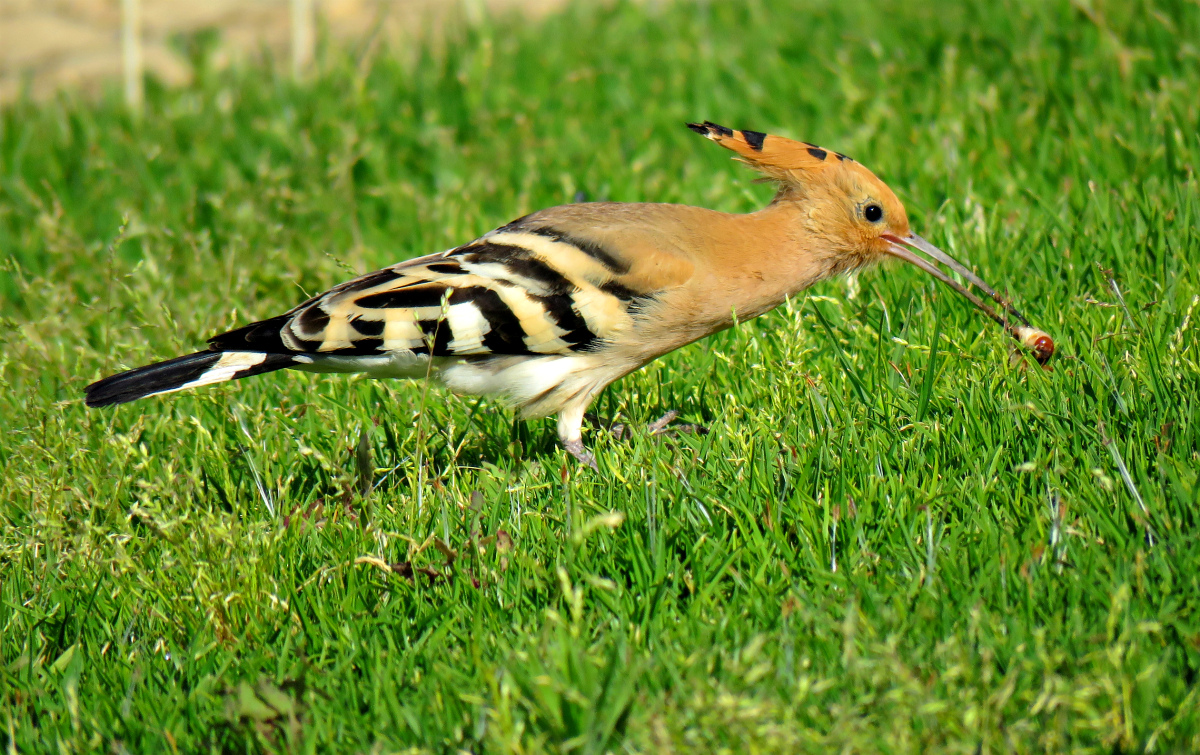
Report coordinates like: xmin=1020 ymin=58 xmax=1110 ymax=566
xmin=84 ymin=209 xmax=685 ymax=409
xmin=209 ymin=224 xmax=650 ymax=360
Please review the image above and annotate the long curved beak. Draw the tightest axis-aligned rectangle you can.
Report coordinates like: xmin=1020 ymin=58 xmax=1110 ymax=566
xmin=882 ymin=232 xmax=1054 ymax=364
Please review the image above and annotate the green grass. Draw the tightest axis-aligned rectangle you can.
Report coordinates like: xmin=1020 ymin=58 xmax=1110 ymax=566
xmin=2 ymin=0 xmax=1199 ymax=750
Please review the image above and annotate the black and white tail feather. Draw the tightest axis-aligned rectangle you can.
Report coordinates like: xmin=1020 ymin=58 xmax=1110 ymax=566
xmin=85 ymin=302 xmax=340 ymax=409
xmin=84 ymin=351 xmax=301 ymax=408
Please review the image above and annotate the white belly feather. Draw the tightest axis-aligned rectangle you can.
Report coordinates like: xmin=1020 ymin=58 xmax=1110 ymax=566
xmin=292 ymin=351 xmax=624 ymax=419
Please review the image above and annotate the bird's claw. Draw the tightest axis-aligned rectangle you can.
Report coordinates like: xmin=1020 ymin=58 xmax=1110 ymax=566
xmin=646 ymin=410 xmax=678 ymax=435
xmin=563 ymin=438 xmax=599 ymax=470
xmin=610 ymin=410 xmax=708 ymax=441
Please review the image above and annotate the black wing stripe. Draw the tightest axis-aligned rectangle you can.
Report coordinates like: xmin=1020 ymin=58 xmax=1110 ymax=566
xmin=415 ymin=319 xmax=454 ymax=356
xmin=295 ymin=306 xmax=330 ymax=337
xmin=467 ymin=287 xmax=536 ymax=354
xmin=333 ymin=268 xmax=404 ymax=295
xmin=501 ymin=256 xmax=575 ymax=296
xmin=598 ymin=280 xmax=641 ymax=302
xmin=458 ymin=242 xmax=573 ymax=295
xmin=532 ymin=292 xmax=596 ymax=347
xmin=457 ymin=241 xmax=525 ymax=264
xmin=494 ymin=213 xmax=533 ymax=234
xmin=357 ymin=285 xmax=452 ymax=309
xmin=526 ymin=226 xmax=630 ymax=274
xmin=349 ymin=316 xmax=385 ymax=337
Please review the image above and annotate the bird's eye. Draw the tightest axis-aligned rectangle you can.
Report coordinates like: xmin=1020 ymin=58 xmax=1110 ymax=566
xmin=864 ymin=204 xmax=884 ymax=223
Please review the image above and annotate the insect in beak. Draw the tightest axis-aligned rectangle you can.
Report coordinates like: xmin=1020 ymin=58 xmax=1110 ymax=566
xmin=881 ymin=232 xmax=1055 ymax=365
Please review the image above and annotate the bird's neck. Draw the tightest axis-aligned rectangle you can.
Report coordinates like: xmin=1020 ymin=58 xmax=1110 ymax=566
xmin=701 ymin=201 xmax=837 ymax=317
xmin=621 ymin=202 xmax=841 ymax=365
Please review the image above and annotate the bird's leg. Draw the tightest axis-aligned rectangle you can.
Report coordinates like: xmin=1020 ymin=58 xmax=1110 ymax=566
xmin=558 ymin=402 xmax=598 ymax=470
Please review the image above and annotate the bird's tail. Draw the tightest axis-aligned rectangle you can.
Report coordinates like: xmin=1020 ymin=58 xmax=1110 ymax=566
xmin=84 ymin=350 xmax=297 ymax=408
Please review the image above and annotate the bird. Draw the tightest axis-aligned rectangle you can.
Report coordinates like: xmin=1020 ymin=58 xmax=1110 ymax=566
xmin=85 ymin=122 xmax=1052 ymax=467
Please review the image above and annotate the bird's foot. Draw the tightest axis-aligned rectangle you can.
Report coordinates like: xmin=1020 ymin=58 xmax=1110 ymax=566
xmin=610 ymin=410 xmax=709 ymax=441
xmin=563 ymin=438 xmax=599 ymax=470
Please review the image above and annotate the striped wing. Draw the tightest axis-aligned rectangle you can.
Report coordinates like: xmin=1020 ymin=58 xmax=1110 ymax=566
xmin=209 ymin=220 xmax=652 ymax=359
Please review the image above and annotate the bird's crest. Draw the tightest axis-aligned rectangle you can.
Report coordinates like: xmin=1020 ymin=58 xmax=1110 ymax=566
xmin=687 ymin=121 xmax=853 ymax=196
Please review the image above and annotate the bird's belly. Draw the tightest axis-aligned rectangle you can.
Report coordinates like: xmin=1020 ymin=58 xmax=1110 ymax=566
xmin=295 ymin=351 xmax=636 ymax=420
xmin=438 ymin=354 xmax=632 ymax=418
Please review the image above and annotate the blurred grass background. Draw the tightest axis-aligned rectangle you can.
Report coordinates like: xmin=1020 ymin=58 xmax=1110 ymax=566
xmin=1 ymin=0 xmax=1199 ymax=751
xmin=0 ymin=0 xmax=571 ymax=102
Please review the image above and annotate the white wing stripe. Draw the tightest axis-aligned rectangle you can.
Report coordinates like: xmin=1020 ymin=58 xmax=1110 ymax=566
xmin=446 ymin=301 xmax=492 ymax=353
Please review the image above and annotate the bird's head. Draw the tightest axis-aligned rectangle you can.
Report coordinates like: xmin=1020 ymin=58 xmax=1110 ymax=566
xmin=687 ymin=121 xmax=1054 ymax=364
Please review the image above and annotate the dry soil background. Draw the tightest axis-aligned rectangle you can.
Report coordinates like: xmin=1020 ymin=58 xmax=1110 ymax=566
xmin=0 ymin=0 xmax=568 ymax=102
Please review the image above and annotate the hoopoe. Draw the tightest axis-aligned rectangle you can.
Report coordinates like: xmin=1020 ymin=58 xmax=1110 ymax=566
xmin=86 ymin=122 xmax=1052 ymax=467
